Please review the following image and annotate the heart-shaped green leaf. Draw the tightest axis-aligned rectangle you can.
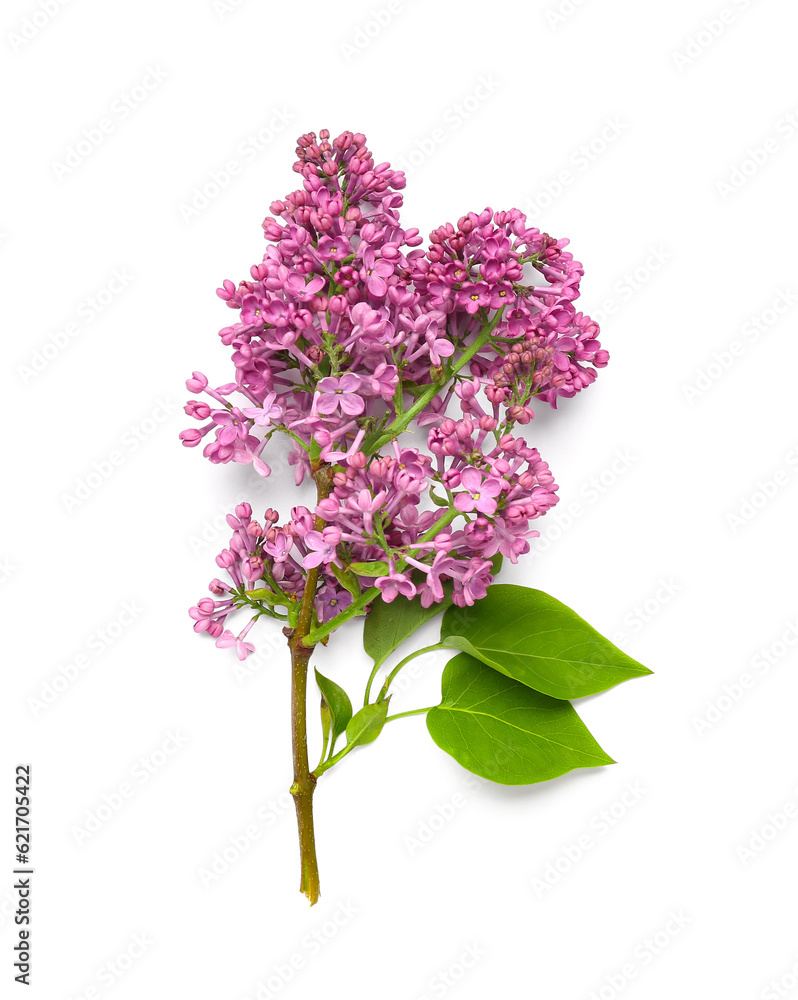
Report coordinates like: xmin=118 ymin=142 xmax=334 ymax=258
xmin=440 ymin=584 xmax=650 ymax=700
xmin=345 ymin=700 xmax=390 ymax=748
xmin=427 ymin=653 xmax=614 ymax=785
xmin=314 ymin=669 xmax=353 ymax=755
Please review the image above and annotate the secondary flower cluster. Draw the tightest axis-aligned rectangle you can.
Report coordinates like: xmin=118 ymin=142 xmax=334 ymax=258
xmin=185 ymin=129 xmax=607 ymax=658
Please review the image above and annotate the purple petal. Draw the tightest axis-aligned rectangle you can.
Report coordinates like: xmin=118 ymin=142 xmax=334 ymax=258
xmin=460 ymin=467 xmax=482 ymax=491
xmin=340 ymin=394 xmax=365 ymax=416
xmin=316 ymin=394 xmax=340 ymax=415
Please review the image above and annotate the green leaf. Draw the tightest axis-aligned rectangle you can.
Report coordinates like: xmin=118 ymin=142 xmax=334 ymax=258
xmin=440 ymin=584 xmax=650 ymax=700
xmin=363 ymin=591 xmax=454 ymax=669
xmin=428 ymin=489 xmax=451 ymax=507
xmin=349 ymin=561 xmax=389 ymax=577
xmin=345 ymin=700 xmax=390 ymax=748
xmin=427 ymin=653 xmax=614 ymax=785
xmin=314 ymin=669 xmax=353 ymax=755
xmin=244 ymin=587 xmax=284 ymax=605
xmin=330 ymin=563 xmax=361 ymax=599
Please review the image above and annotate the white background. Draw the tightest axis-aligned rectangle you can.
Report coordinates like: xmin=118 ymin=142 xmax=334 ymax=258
xmin=2 ymin=1 xmax=798 ymax=997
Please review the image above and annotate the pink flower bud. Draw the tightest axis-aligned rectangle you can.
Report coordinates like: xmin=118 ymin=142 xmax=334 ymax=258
xmin=179 ymin=428 xmax=202 ymax=447
xmin=184 ymin=401 xmax=211 ymax=419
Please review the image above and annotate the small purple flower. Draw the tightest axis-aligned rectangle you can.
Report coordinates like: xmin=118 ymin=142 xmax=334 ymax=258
xmin=359 ymin=248 xmax=394 ymax=298
xmin=345 ymin=489 xmax=387 ymax=535
xmin=315 ymin=584 xmax=353 ymax=622
xmin=375 ymin=567 xmax=417 ymax=603
xmin=454 ymin=468 xmax=503 ymax=515
xmin=264 ymin=299 xmax=292 ymax=326
xmin=216 ymin=624 xmax=256 ymax=661
xmin=302 ymin=527 xmax=342 ymax=569
xmin=242 ymin=392 xmax=284 ymax=429
xmin=426 ymin=332 xmax=455 ymax=367
xmin=349 ymin=302 xmax=387 ymax=337
xmin=212 ymin=407 xmax=251 ymax=445
xmin=240 ymin=294 xmax=268 ymax=326
xmin=370 ymin=362 xmax=399 ymax=400
xmin=454 ymin=558 xmax=493 ymax=607
xmin=417 ymin=551 xmax=457 ymax=607
xmin=488 ymin=281 xmax=514 ymax=309
xmin=315 ymin=374 xmax=365 ymax=416
xmin=455 ymin=282 xmax=491 ymax=314
xmin=263 ymin=530 xmax=293 ymax=562
xmin=317 ymin=236 xmax=350 ymax=262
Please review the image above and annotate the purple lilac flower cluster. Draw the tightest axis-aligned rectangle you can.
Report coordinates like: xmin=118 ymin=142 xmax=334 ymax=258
xmin=184 ymin=129 xmax=607 ymax=658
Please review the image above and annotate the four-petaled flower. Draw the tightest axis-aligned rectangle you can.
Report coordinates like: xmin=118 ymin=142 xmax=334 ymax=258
xmin=375 ymin=565 xmax=417 ymax=603
xmin=215 ymin=627 xmax=255 ymax=661
xmin=359 ymin=248 xmax=394 ymax=298
xmin=241 ymin=294 xmax=267 ymax=326
xmin=242 ymin=392 xmax=284 ymax=429
xmin=212 ymin=407 xmax=250 ymax=445
xmin=317 ymin=236 xmax=350 ymax=262
xmin=315 ymin=374 xmax=365 ymax=416
xmin=455 ymin=282 xmax=491 ymax=314
xmin=454 ymin=467 xmax=503 ymax=515
xmin=302 ymin=527 xmax=343 ymax=569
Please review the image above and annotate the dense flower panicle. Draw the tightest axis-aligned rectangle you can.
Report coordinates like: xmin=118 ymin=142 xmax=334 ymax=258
xmin=185 ymin=129 xmax=608 ymax=657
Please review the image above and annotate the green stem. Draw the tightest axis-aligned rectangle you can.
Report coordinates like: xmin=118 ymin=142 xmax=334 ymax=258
xmin=312 ymin=739 xmax=356 ymax=779
xmin=386 ymin=706 xmax=435 ymax=723
xmin=363 ymin=661 xmax=384 ymax=708
xmin=275 ymin=424 xmax=312 ymax=453
xmin=286 ymin=462 xmax=335 ymax=906
xmin=311 ymin=704 xmax=435 ymax=780
xmin=375 ymin=643 xmax=450 ymax=702
xmin=288 ymin=637 xmax=320 ymax=906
